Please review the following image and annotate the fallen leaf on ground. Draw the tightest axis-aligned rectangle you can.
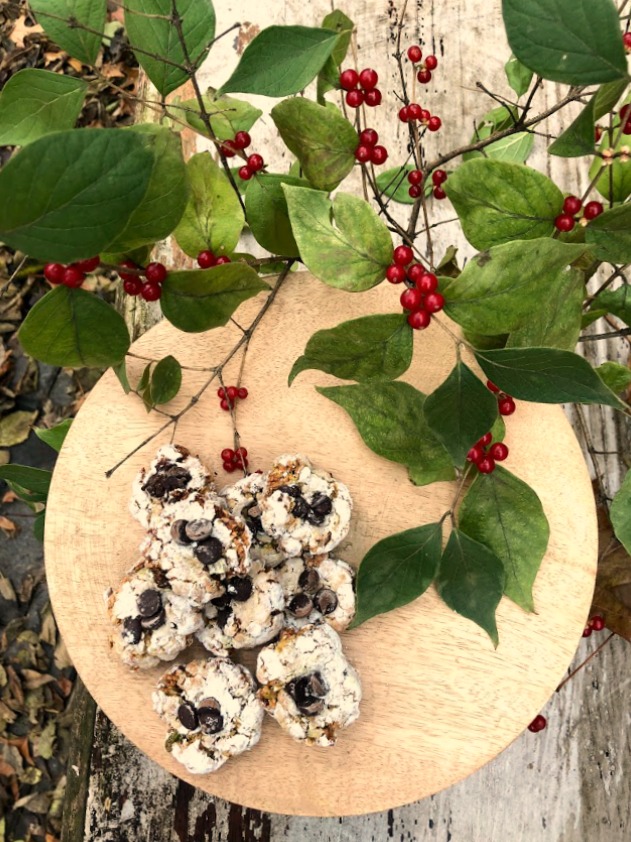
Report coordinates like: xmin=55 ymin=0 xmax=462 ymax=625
xmin=0 ymin=410 xmax=37 ymax=446
xmin=591 ymin=485 xmax=631 ymax=641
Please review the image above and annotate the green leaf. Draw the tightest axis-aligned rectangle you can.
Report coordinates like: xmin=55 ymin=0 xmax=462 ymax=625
xmin=124 ymin=0 xmax=215 ymax=96
xmin=160 ymin=264 xmax=269 ymax=333
xmin=283 ymin=187 xmax=391 ymax=291
xmin=0 ymin=466 xmax=52 ymax=497
xmin=459 ymin=466 xmax=549 ymax=612
xmin=322 ymin=10 xmax=353 ymax=66
xmin=375 ymin=165 xmax=418 ymax=205
xmin=113 ymin=360 xmax=131 ymax=394
xmin=289 ymin=314 xmax=413 ymax=385
xmin=0 ymin=69 xmax=87 ymax=146
xmin=549 ymin=99 xmax=596 ymax=157
xmin=505 ymin=54 xmax=534 ymax=96
xmin=19 ymin=287 xmax=130 ymax=368
xmin=33 ymin=510 xmax=46 ymax=543
xmin=245 ymin=174 xmax=304 ymax=256
xmin=590 ymin=132 xmax=631 ymax=202
xmin=474 ymin=346 xmax=623 ymax=407
xmin=596 ymin=361 xmax=631 ymax=393
xmin=150 ymin=355 xmax=182 ymax=405
xmin=442 ymin=239 xmax=586 ymax=336
xmin=585 ymin=204 xmax=631 ymax=264
xmin=350 ymin=523 xmax=443 ymax=628
xmin=593 ymin=286 xmax=631 ymax=327
xmin=30 ymin=0 xmax=106 ymax=65
xmin=0 ymin=129 xmax=153 ymax=263
xmin=35 ymin=419 xmax=73 ymax=452
xmin=594 ymin=79 xmax=629 ymax=120
xmin=436 ymin=529 xmax=505 ymax=646
xmin=182 ymin=89 xmax=262 ymax=141
xmin=423 ymin=362 xmax=499 ymax=466
xmin=444 ymin=160 xmax=563 ymax=250
xmin=316 ymin=381 xmax=455 ymax=485
xmin=501 ymin=0 xmax=628 ymax=85
xmin=219 ymin=26 xmax=339 ymax=97
xmin=272 ymin=99 xmax=357 ymax=192
xmin=173 ymin=152 xmax=244 ymax=258
xmin=610 ymin=468 xmax=631 ymax=554
xmin=137 ymin=363 xmax=152 ymax=392
xmin=480 ymin=132 xmax=534 ymax=163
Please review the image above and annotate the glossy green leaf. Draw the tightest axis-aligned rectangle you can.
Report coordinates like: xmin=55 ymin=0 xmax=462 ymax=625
xmin=423 ymin=362 xmax=499 ymax=466
xmin=173 ymin=152 xmax=244 ymax=258
xmin=459 ymin=466 xmax=549 ymax=612
xmin=610 ymin=468 xmax=631 ymax=554
xmin=245 ymin=174 xmax=304 ymax=256
xmin=272 ymin=99 xmax=357 ymax=192
xmin=596 ymin=361 xmax=631 ymax=394
xmin=375 ymin=165 xmax=418 ymax=204
xmin=444 ymin=160 xmax=563 ymax=249
xmin=150 ymin=356 xmax=182 ymax=405
xmin=219 ymin=26 xmax=339 ymax=97
xmin=0 ymin=466 xmax=52 ymax=497
xmin=160 ymin=265 xmax=268 ymax=333
xmin=35 ymin=419 xmax=73 ymax=452
xmin=124 ymin=0 xmax=215 ymax=96
xmin=31 ymin=0 xmax=106 ymax=65
xmin=182 ymin=89 xmax=262 ymax=141
xmin=0 ymin=69 xmax=87 ymax=146
xmin=19 ymin=287 xmax=130 ymax=368
xmin=585 ymin=204 xmax=631 ymax=264
xmin=502 ymin=0 xmax=628 ymax=85
xmin=289 ymin=314 xmax=413 ymax=385
xmin=436 ymin=529 xmax=505 ymax=646
xmin=505 ymin=54 xmax=533 ymax=96
xmin=317 ymin=381 xmax=454 ymax=485
xmin=590 ymin=133 xmax=631 ymax=202
xmin=350 ymin=523 xmax=443 ymax=628
xmin=474 ymin=346 xmax=623 ymax=407
xmin=593 ymin=286 xmax=631 ymax=327
xmin=594 ymin=79 xmax=629 ymax=120
xmin=322 ymin=10 xmax=353 ymax=66
xmin=34 ymin=510 xmax=46 ymax=542
xmin=113 ymin=360 xmax=131 ymax=394
xmin=283 ymin=187 xmax=391 ymax=291
xmin=549 ymin=99 xmax=596 ymax=157
xmin=0 ymin=129 xmax=153 ymax=263
xmin=481 ymin=132 xmax=534 ymax=163
xmin=137 ymin=363 xmax=152 ymax=393
xmin=506 ymin=267 xmax=584 ymax=350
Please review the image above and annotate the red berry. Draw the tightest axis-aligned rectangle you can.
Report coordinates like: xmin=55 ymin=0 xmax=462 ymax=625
xmin=467 ymin=446 xmax=484 ymax=463
xmin=234 ymin=131 xmax=251 ymax=149
xmin=141 ymin=281 xmax=161 ymax=301
xmin=432 ymin=169 xmax=447 ymax=186
xmin=582 ymin=625 xmax=593 ymax=638
xmin=527 ymin=714 xmax=547 ymax=733
xmin=477 ymin=456 xmax=496 ymax=474
xmin=407 ymin=103 xmax=423 ymax=121
xmin=433 ymin=186 xmax=447 ymax=199
xmin=359 ymin=68 xmax=378 ymax=90
xmin=407 ymin=45 xmax=422 ymax=63
xmin=489 ymin=442 xmax=509 ymax=461
xmin=625 ymin=32 xmax=631 ymax=50
xmin=407 ymin=309 xmax=431 ymax=330
xmin=74 ymin=256 xmax=100 ymax=273
xmin=398 ymin=106 xmax=410 ymax=122
xmin=623 ymin=121 xmax=631 ymax=135
xmin=408 ymin=169 xmax=423 ymax=185
xmin=478 ymin=432 xmax=493 ymax=447
xmin=237 ymin=387 xmax=248 ymax=399
xmin=393 ymin=245 xmax=414 ymax=266
xmin=227 ymin=386 xmax=238 ymax=400
xmin=223 ymin=461 xmax=236 ymax=473
xmin=499 ymin=397 xmax=516 ymax=416
xmin=247 ymin=154 xmax=264 ymax=172
xmin=221 ymin=448 xmax=235 ymax=462
xmin=407 ymin=264 xmax=425 ymax=284
xmin=370 ymin=145 xmax=388 ymax=165
xmin=215 ymin=256 xmax=231 ymax=265
xmin=417 ymin=272 xmax=438 ymax=293
xmin=145 ymin=262 xmax=167 ymax=284
xmin=386 ymin=264 xmax=407 ymax=284
xmin=217 ymin=388 xmax=226 ymax=398
xmin=400 ymin=288 xmax=423 ymax=310
xmin=487 ymin=380 xmax=500 ymax=393
xmin=428 ymin=116 xmax=442 ymax=132
xmin=118 ymin=260 xmax=138 ymax=282
xmin=44 ymin=263 xmax=65 ymax=284
xmin=584 ymin=201 xmax=604 ymax=220
xmin=346 ymin=89 xmax=364 ymax=108
xmin=360 ymin=128 xmax=379 ymax=146
xmin=365 ymin=88 xmax=382 ymax=107
xmin=123 ymin=277 xmax=143 ymax=296
xmin=339 ymin=68 xmax=359 ymax=90
xmin=590 ymin=615 xmax=605 ymax=631
xmin=424 ymin=55 xmax=438 ymax=70
xmin=419 ymin=108 xmax=431 ymax=122
xmin=355 ymin=145 xmax=372 ymax=163
xmin=554 ymin=213 xmax=575 ymax=232
xmin=595 ymin=125 xmax=603 ymax=141
xmin=408 ymin=185 xmax=422 ymax=199
xmin=563 ymin=195 xmax=582 ymax=216
xmin=220 ymin=399 xmax=230 ymax=411
xmin=239 ymin=165 xmax=253 ymax=180
xmin=235 ymin=446 xmax=248 ymax=459
xmin=424 ymin=291 xmax=445 ymax=312
xmin=62 ymin=266 xmax=85 ymax=288
xmin=220 ymin=143 xmax=236 ymax=157
xmin=417 ymin=69 xmax=432 ymax=84
xmin=197 ymin=250 xmax=216 ymax=268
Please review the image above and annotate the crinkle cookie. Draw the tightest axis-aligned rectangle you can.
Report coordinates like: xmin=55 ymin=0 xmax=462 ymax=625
xmin=257 ymin=623 xmax=361 ymax=747
xmin=107 ymin=561 xmax=202 ymax=670
xmin=129 ymin=444 xmax=214 ymax=529
xmin=259 ymin=454 xmax=353 ymax=558
xmin=141 ymin=496 xmax=251 ymax=607
xmin=278 ymin=554 xmax=356 ymax=632
xmin=153 ymin=657 xmax=264 ymax=774
xmin=196 ymin=565 xmax=284 ymax=653
xmin=221 ymin=473 xmax=285 ymax=568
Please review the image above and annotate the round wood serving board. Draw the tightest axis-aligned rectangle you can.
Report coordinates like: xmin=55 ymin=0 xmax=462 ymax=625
xmin=45 ymin=272 xmax=597 ymax=816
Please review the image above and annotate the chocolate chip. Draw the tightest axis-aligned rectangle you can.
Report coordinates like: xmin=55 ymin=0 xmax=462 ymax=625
xmin=287 ymin=593 xmax=313 ymax=618
xmin=279 ymin=484 xmax=301 ymax=498
xmin=185 ymin=519 xmax=214 ymax=542
xmin=310 ymin=494 xmax=333 ymax=517
xmin=314 ymin=588 xmax=338 ymax=615
xmin=163 ymin=466 xmax=191 ymax=491
xmin=225 ymin=576 xmax=253 ymax=602
xmin=137 ymin=589 xmax=162 ymax=618
xmin=291 ymin=496 xmax=310 ymax=519
xmin=287 ymin=671 xmax=328 ymax=716
xmin=297 ymin=698 xmax=325 ymax=716
xmin=140 ymin=608 xmax=166 ymax=630
xmin=122 ymin=617 xmax=142 ymax=645
xmin=177 ymin=701 xmax=198 ymax=731
xmin=142 ymin=474 xmax=167 ymax=499
xmin=198 ymin=706 xmax=224 ymax=735
xmin=170 ymin=519 xmax=191 ymax=545
xmin=215 ymin=607 xmax=231 ymax=629
xmin=194 ymin=537 xmax=223 ymax=567
xmin=298 ymin=568 xmax=320 ymax=594
xmin=211 ymin=592 xmax=232 ymax=609
xmin=245 ymin=506 xmax=263 ymax=535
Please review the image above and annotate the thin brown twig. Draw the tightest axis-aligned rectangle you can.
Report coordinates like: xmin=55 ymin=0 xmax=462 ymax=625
xmin=555 ymin=633 xmax=615 ymax=692
xmin=0 ymin=255 xmax=27 ymax=298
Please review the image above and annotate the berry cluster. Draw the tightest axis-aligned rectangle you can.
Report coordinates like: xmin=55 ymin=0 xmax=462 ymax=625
xmin=119 ymin=260 xmax=168 ymax=301
xmin=354 ymin=128 xmax=388 ymax=166
xmin=218 ymin=131 xmax=265 ymax=180
xmin=527 ymin=714 xmax=547 ymax=733
xmin=466 ymin=432 xmax=509 ymax=474
xmin=220 ymin=446 xmax=249 ymax=473
xmin=582 ymin=614 xmax=605 ymax=638
xmin=406 ymin=44 xmax=439 ymax=83
xmin=217 ymin=385 xmax=248 ymax=412
xmin=406 ymin=168 xmax=448 ymax=200
xmin=44 ymin=256 xmax=100 ymax=288
xmin=386 ymin=245 xmax=445 ymax=330
xmin=197 ymin=251 xmax=231 ymax=269
xmin=398 ymin=102 xmax=442 ymax=133
xmin=554 ymin=196 xmax=604 ymax=232
xmin=487 ymin=380 xmax=516 ymax=417
xmin=339 ymin=67 xmax=382 ymax=108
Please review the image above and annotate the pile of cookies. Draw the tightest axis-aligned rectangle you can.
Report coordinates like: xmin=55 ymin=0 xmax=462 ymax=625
xmin=106 ymin=445 xmax=361 ymax=773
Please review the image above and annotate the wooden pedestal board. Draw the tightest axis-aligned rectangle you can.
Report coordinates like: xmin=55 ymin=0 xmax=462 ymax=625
xmin=45 ymin=273 xmax=597 ymax=817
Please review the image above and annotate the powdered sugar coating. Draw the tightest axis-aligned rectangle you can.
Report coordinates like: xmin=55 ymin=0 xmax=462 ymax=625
xmin=221 ymin=473 xmax=285 ymax=568
xmin=278 ymin=554 xmax=356 ymax=632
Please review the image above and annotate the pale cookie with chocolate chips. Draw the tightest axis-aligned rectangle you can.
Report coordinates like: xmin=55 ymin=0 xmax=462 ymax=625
xmin=221 ymin=472 xmax=285 ymax=568
xmin=278 ymin=554 xmax=356 ymax=632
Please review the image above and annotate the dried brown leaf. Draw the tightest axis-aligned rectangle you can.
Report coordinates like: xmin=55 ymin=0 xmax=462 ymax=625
xmin=0 ymin=450 xmax=10 ymax=467
xmin=0 ymin=515 xmax=17 ymax=536
xmin=0 ymin=574 xmax=16 ymax=603
xmin=21 ymin=670 xmax=55 ymax=691
xmin=39 ymin=608 xmax=57 ymax=647
xmin=0 ymin=410 xmax=37 ymax=446
xmin=10 ymin=17 xmax=44 ymax=49
xmin=1 ymin=487 xmax=16 ymax=501
xmin=67 ymin=57 xmax=83 ymax=73
xmin=53 ymin=638 xmax=72 ymax=671
xmin=591 ymin=488 xmax=631 ymax=641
